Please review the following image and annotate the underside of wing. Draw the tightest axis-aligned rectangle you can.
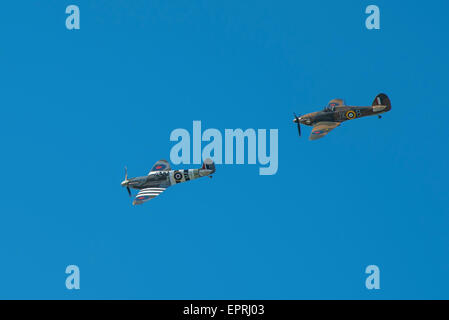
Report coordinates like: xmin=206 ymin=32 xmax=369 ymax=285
xmin=133 ymin=187 xmax=166 ymax=205
xmin=149 ymin=160 xmax=171 ymax=174
xmin=310 ymin=122 xmax=341 ymax=141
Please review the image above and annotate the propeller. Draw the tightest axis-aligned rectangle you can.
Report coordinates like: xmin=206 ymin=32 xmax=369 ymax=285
xmin=293 ymin=113 xmax=301 ymax=137
xmin=124 ymin=167 xmax=131 ymax=197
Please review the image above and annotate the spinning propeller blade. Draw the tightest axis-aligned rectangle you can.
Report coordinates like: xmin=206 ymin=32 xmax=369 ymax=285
xmin=124 ymin=166 xmax=131 ymax=197
xmin=293 ymin=113 xmax=301 ymax=137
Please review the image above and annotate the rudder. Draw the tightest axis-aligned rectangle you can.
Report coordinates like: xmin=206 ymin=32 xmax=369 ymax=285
xmin=202 ymin=158 xmax=216 ymax=173
xmin=372 ymin=93 xmax=391 ymax=111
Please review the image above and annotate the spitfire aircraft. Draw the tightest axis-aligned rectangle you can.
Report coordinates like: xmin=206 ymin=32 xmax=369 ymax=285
xmin=121 ymin=158 xmax=216 ymax=205
xmin=293 ymin=93 xmax=391 ymax=140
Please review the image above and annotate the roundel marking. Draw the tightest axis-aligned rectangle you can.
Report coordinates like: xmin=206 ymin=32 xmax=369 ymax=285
xmin=174 ymin=172 xmax=183 ymax=180
xmin=345 ymin=110 xmax=356 ymax=120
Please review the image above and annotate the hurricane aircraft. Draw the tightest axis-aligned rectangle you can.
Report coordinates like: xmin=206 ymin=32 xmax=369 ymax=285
xmin=293 ymin=93 xmax=391 ymax=140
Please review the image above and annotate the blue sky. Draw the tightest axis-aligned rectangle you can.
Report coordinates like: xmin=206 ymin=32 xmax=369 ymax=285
xmin=0 ymin=0 xmax=448 ymax=299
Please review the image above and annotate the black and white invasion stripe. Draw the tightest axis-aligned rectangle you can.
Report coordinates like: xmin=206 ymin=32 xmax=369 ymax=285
xmin=133 ymin=187 xmax=166 ymax=205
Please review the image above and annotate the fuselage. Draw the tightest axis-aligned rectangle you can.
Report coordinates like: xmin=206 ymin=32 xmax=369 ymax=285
xmin=295 ymin=105 xmax=388 ymax=126
xmin=124 ymin=168 xmax=214 ymax=190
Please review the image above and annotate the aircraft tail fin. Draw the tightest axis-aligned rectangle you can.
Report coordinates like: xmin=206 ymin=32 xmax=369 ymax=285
xmin=372 ymin=93 xmax=391 ymax=112
xmin=201 ymin=158 xmax=216 ymax=174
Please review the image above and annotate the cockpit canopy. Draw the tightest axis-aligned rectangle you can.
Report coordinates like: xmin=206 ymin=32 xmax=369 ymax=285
xmin=324 ymin=104 xmax=336 ymax=112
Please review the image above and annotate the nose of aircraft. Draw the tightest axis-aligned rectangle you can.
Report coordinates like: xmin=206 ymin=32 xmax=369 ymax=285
xmin=121 ymin=180 xmax=128 ymax=186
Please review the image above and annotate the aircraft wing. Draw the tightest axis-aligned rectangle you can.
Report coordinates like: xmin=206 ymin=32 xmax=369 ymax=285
xmin=149 ymin=160 xmax=171 ymax=174
xmin=310 ymin=122 xmax=341 ymax=141
xmin=133 ymin=187 xmax=166 ymax=205
xmin=327 ymin=98 xmax=345 ymax=108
